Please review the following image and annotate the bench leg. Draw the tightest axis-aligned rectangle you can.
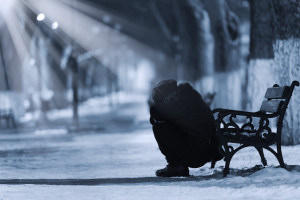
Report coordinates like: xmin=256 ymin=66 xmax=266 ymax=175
xmin=223 ymin=160 xmax=230 ymax=177
xmin=223 ymin=144 xmax=233 ymax=177
xmin=264 ymin=146 xmax=286 ymax=169
xmin=223 ymin=151 xmax=235 ymax=177
xmin=276 ymin=144 xmax=286 ymax=168
xmin=223 ymin=144 xmax=252 ymax=177
xmin=255 ymin=147 xmax=267 ymax=166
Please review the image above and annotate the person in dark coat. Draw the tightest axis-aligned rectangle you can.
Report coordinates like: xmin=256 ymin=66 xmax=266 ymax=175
xmin=150 ymin=79 xmax=223 ymax=177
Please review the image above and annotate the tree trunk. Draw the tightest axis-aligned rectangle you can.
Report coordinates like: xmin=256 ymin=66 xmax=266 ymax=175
xmin=247 ymin=0 xmax=275 ymax=113
xmin=0 ymin=42 xmax=10 ymax=90
xmin=248 ymin=0 xmax=300 ymax=145
xmin=271 ymin=0 xmax=300 ymax=145
xmin=249 ymin=0 xmax=273 ymax=59
xmin=202 ymin=0 xmax=240 ymax=72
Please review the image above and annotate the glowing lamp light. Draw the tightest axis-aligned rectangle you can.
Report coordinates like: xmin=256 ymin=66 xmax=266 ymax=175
xmin=29 ymin=58 xmax=35 ymax=66
xmin=52 ymin=21 xmax=59 ymax=29
xmin=37 ymin=13 xmax=45 ymax=21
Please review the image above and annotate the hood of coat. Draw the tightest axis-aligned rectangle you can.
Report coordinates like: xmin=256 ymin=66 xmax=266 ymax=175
xmin=152 ymin=79 xmax=178 ymax=104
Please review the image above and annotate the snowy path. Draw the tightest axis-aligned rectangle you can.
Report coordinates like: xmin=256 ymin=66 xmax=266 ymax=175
xmin=1 ymin=128 xmax=300 ymax=199
xmin=1 ymin=95 xmax=300 ymax=199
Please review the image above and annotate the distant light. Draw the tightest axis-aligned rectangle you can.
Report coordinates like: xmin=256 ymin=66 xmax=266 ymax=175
xmin=37 ymin=13 xmax=45 ymax=21
xmin=29 ymin=58 xmax=35 ymax=66
xmin=114 ymin=23 xmax=122 ymax=31
xmin=173 ymin=35 xmax=180 ymax=43
xmin=52 ymin=21 xmax=59 ymax=29
xmin=102 ymin=15 xmax=111 ymax=23
xmin=92 ymin=26 xmax=100 ymax=34
xmin=242 ymin=1 xmax=249 ymax=8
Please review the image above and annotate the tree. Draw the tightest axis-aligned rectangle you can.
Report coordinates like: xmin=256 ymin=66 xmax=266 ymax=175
xmin=249 ymin=0 xmax=273 ymax=59
xmin=271 ymin=0 xmax=300 ymax=145
xmin=83 ymin=0 xmax=240 ymax=82
xmin=248 ymin=0 xmax=300 ymax=145
xmin=0 ymin=38 xmax=10 ymax=91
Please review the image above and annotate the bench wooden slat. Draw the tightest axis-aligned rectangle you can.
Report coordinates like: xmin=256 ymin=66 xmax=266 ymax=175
xmin=260 ymin=100 xmax=284 ymax=113
xmin=264 ymin=86 xmax=290 ymax=99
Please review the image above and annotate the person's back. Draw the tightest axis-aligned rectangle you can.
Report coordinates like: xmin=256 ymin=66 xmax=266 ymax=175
xmin=150 ymin=79 xmax=222 ymax=177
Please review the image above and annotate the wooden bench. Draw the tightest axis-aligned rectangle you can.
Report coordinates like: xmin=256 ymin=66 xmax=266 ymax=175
xmin=212 ymin=81 xmax=299 ymax=176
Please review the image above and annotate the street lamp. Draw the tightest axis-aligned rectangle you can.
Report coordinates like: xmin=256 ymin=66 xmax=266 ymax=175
xmin=36 ymin=13 xmax=45 ymax=21
xmin=52 ymin=21 xmax=59 ymax=29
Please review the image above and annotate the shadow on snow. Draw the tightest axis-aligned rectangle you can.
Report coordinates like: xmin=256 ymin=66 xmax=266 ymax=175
xmin=0 ymin=165 xmax=299 ymax=185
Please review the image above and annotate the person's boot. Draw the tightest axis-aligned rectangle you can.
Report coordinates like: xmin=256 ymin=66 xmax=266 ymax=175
xmin=156 ymin=164 xmax=189 ymax=177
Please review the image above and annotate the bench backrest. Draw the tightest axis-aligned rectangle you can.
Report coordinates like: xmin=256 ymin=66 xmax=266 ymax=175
xmin=260 ymin=81 xmax=299 ymax=114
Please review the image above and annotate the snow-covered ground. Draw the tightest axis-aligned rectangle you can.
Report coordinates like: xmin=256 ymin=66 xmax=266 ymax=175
xmin=1 ymin=94 xmax=300 ymax=199
xmin=19 ymin=92 xmax=150 ymax=125
xmin=1 ymin=128 xmax=300 ymax=199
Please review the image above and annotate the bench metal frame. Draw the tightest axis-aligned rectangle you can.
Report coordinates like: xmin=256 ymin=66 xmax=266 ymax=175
xmin=212 ymin=81 xmax=299 ymax=176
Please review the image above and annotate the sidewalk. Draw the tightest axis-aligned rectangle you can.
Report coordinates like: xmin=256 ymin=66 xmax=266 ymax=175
xmin=1 ymin=95 xmax=300 ymax=199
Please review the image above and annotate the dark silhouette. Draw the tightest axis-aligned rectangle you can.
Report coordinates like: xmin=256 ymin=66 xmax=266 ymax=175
xmin=150 ymin=79 xmax=223 ymax=177
xmin=67 ymin=54 xmax=79 ymax=124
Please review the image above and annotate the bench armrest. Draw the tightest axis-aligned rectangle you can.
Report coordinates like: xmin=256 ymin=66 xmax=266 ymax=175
xmin=212 ymin=108 xmax=278 ymax=119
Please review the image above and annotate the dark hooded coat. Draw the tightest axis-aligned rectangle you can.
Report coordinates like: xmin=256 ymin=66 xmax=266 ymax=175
xmin=150 ymin=80 xmax=219 ymax=167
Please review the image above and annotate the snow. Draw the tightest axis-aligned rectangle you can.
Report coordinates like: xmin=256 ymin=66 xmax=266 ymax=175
xmin=19 ymin=92 xmax=150 ymax=125
xmin=1 ymin=128 xmax=300 ymax=199
xmin=1 ymin=94 xmax=300 ymax=199
xmin=2 ymin=182 xmax=300 ymax=200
